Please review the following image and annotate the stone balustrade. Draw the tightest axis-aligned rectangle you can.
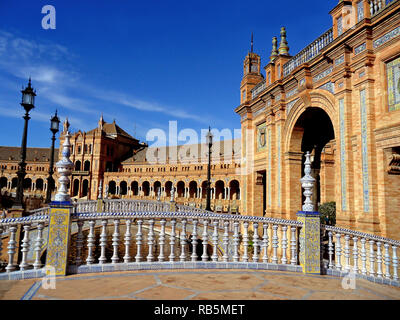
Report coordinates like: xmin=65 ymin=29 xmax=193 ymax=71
xmin=0 ymin=201 xmax=399 ymax=288
xmin=282 ymin=28 xmax=333 ymax=78
xmin=322 ymin=225 xmax=400 ymax=285
xmin=369 ymin=0 xmax=397 ymax=16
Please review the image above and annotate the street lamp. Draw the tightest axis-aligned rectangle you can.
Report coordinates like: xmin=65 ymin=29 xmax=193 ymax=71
xmin=205 ymin=126 xmax=213 ymax=211
xmin=14 ymin=78 xmax=36 ymax=210
xmin=45 ymin=110 xmax=60 ymax=203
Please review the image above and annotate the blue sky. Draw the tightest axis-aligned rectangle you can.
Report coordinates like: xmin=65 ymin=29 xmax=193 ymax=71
xmin=0 ymin=0 xmax=334 ymax=148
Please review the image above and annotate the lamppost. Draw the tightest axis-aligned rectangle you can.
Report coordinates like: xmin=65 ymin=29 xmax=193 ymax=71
xmin=14 ymin=78 xmax=36 ymax=209
xmin=45 ymin=111 xmax=60 ymax=203
xmin=205 ymin=126 xmax=213 ymax=211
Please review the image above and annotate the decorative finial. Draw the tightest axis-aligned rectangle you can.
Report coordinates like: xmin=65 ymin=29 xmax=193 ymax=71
xmin=300 ymin=151 xmax=316 ymax=212
xmin=54 ymin=128 xmax=74 ymax=202
xmin=251 ymin=32 xmax=253 ymax=53
xmin=63 ymin=117 xmax=70 ymax=133
xmin=270 ymin=37 xmax=279 ymax=62
xmin=278 ymin=27 xmax=289 ymax=55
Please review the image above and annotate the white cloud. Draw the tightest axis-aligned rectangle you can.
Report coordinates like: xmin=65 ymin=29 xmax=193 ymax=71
xmin=0 ymin=29 xmax=210 ymax=130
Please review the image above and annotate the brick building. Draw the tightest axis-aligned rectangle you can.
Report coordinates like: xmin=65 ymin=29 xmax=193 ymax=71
xmin=235 ymin=0 xmax=400 ymax=239
xmin=1 ymin=0 xmax=399 ymax=240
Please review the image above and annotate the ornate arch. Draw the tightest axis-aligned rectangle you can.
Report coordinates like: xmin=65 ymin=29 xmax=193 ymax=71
xmin=283 ymin=89 xmax=338 ymax=152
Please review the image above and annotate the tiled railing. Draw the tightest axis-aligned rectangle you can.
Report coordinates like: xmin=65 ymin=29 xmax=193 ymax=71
xmin=369 ymin=0 xmax=398 ymax=16
xmin=283 ymin=28 xmax=333 ymax=77
xmin=321 ymin=225 xmax=400 ymax=284
xmin=251 ymin=81 xmax=266 ymax=100
xmin=69 ymin=212 xmax=301 ymax=269
xmin=1 ymin=202 xmax=399 ymax=288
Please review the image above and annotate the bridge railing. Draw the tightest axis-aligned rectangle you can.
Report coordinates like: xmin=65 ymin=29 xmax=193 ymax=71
xmin=1 ymin=203 xmax=399 ymax=288
xmin=0 ymin=215 xmax=49 ymax=273
xmin=0 ymin=208 xmax=302 ymax=277
xmin=321 ymin=225 xmax=399 ymax=282
xmin=68 ymin=212 xmax=301 ymax=271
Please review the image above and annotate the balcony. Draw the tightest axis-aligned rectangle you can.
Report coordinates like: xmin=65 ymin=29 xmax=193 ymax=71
xmin=283 ymin=28 xmax=333 ymax=78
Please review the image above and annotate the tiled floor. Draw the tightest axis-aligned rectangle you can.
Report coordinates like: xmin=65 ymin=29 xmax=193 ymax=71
xmin=1 ymin=269 xmax=400 ymax=300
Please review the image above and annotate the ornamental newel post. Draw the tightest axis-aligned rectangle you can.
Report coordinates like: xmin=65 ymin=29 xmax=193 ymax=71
xmin=297 ymin=151 xmax=321 ymax=275
xmin=300 ymin=151 xmax=316 ymax=212
xmin=54 ymin=127 xmax=73 ymax=202
xmin=98 ymin=180 xmax=103 ymax=200
xmin=45 ymin=120 xmax=74 ymax=276
xmin=97 ymin=180 xmax=104 ymax=213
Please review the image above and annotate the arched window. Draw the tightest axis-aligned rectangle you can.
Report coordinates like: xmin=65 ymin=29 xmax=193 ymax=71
xmin=36 ymin=178 xmax=44 ymax=191
xmin=75 ymin=160 xmax=81 ymax=171
xmin=84 ymin=160 xmax=90 ymax=171
xmin=82 ymin=179 xmax=89 ymax=197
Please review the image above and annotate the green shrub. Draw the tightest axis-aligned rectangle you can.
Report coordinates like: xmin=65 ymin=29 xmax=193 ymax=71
xmin=318 ymin=201 xmax=336 ymax=225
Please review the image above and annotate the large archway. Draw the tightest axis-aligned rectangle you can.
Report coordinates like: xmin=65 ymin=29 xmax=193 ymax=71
xmin=287 ymin=106 xmax=335 ymax=215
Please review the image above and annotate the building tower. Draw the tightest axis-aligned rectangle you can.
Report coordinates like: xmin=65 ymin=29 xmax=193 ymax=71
xmin=240 ymin=34 xmax=264 ymax=104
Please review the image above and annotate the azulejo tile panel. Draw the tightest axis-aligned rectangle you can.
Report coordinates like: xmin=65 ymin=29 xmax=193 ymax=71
xmin=296 ymin=212 xmax=320 ymax=274
xmin=354 ymin=43 xmax=366 ymax=55
xmin=267 ymin=127 xmax=272 ymax=207
xmin=312 ymin=67 xmax=333 ymax=83
xmin=46 ymin=207 xmax=71 ymax=276
xmin=339 ymin=99 xmax=347 ymax=211
xmin=277 ymin=124 xmax=281 ymax=207
xmin=256 ymin=122 xmax=267 ymax=152
xmin=386 ymin=56 xmax=400 ymax=112
xmin=360 ymin=89 xmax=370 ymax=213
xmin=373 ymin=26 xmax=400 ymax=49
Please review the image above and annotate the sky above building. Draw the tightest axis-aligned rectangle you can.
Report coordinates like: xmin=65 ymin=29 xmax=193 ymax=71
xmin=0 ymin=0 xmax=333 ymax=148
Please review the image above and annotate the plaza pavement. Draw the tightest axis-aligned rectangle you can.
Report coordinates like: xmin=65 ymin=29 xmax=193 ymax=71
xmin=0 ymin=269 xmax=400 ymax=300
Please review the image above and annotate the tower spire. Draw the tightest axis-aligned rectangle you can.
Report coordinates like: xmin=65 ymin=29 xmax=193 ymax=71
xmin=270 ymin=36 xmax=279 ymax=62
xmin=278 ymin=27 xmax=289 ymax=55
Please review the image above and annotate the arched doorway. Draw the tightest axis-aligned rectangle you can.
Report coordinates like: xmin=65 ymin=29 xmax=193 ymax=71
xmin=165 ymin=181 xmax=172 ymax=197
xmin=36 ymin=178 xmax=44 ymax=191
xmin=154 ymin=181 xmax=161 ymax=196
xmin=177 ymin=181 xmax=185 ymax=197
xmin=120 ymin=181 xmax=127 ymax=195
xmin=142 ymin=181 xmax=150 ymax=196
xmin=288 ymin=107 xmax=335 ymax=212
xmin=229 ymin=180 xmax=240 ymax=200
xmin=0 ymin=177 xmax=7 ymax=190
xmin=215 ymin=180 xmax=225 ymax=200
xmin=108 ymin=181 xmax=116 ymax=195
xmin=11 ymin=177 xmax=18 ymax=189
xmin=189 ymin=181 xmax=197 ymax=198
xmin=131 ymin=181 xmax=138 ymax=196
xmin=23 ymin=178 xmax=32 ymax=191
xmin=201 ymin=181 xmax=208 ymax=199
